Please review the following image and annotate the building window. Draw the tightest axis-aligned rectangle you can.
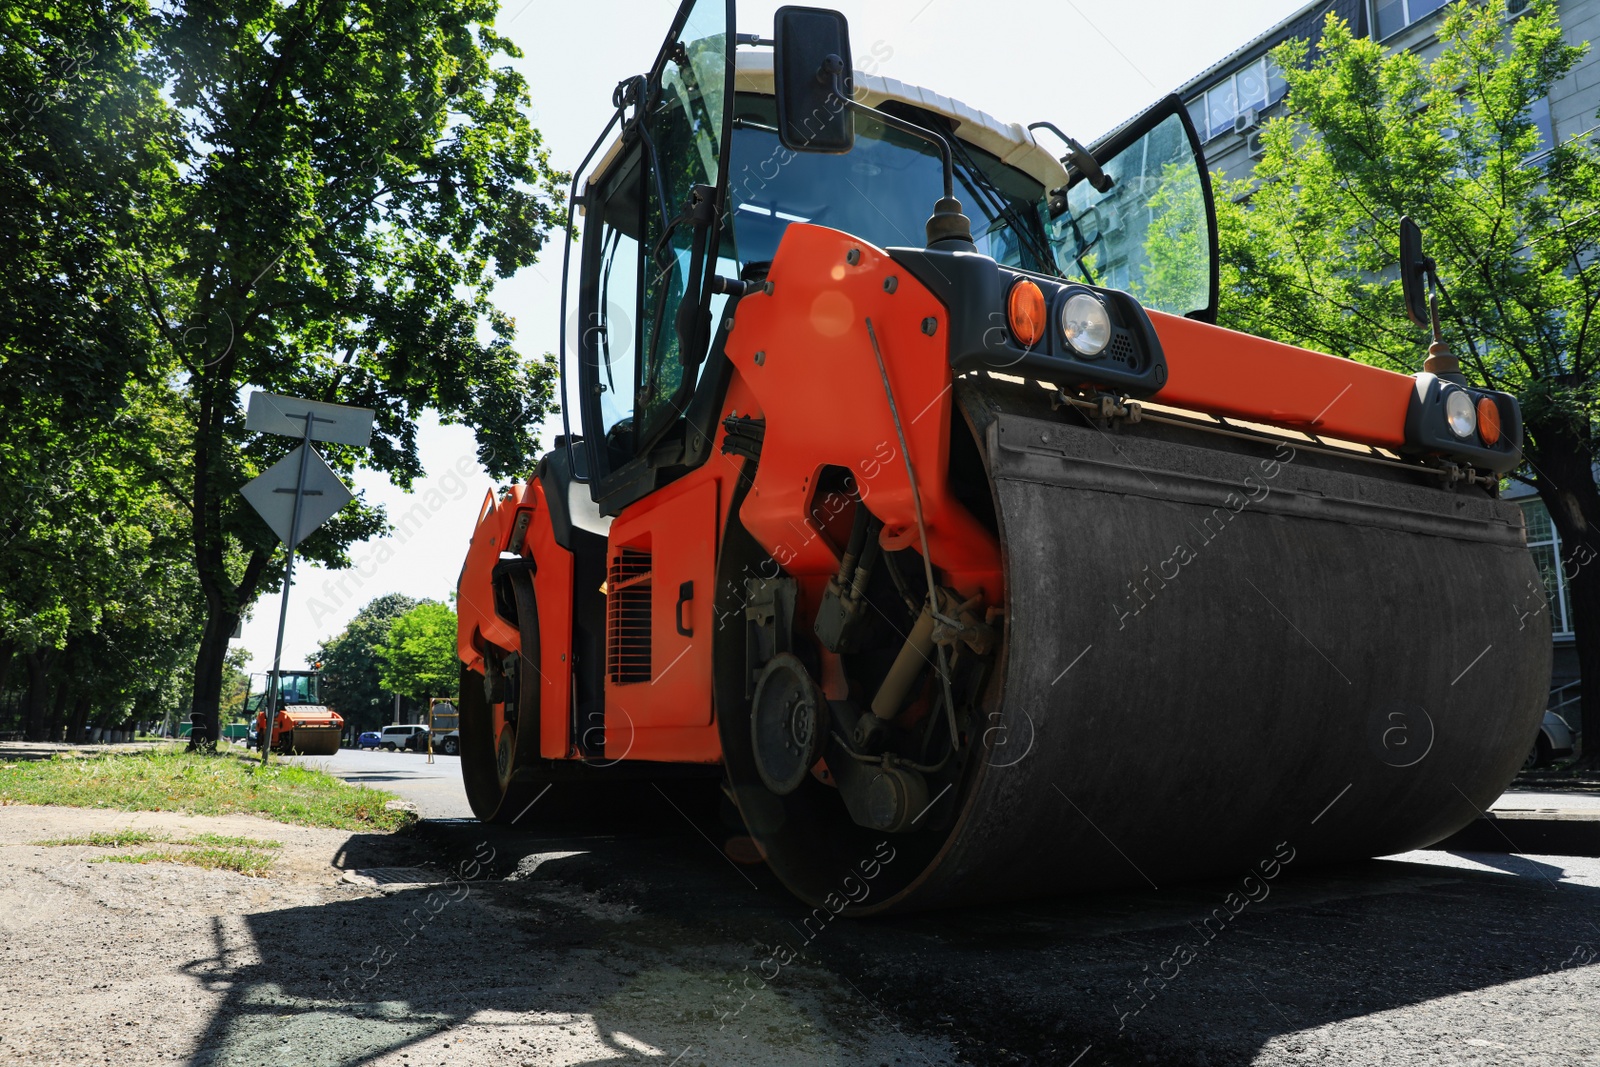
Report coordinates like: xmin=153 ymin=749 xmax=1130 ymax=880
xmin=1522 ymin=499 xmax=1574 ymax=636
xmin=1187 ymin=56 xmax=1289 ymax=143
xmin=1526 ymin=95 xmax=1554 ymax=162
xmin=1374 ymin=0 xmax=1451 ymax=40
xmin=1442 ymin=95 xmax=1553 ymax=167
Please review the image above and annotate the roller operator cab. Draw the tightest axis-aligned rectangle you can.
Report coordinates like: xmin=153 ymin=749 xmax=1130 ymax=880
xmin=455 ymin=2 xmax=1549 ymax=914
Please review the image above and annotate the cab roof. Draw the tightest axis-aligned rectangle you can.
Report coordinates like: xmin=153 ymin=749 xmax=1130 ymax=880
xmin=586 ymin=49 xmax=1071 ymax=197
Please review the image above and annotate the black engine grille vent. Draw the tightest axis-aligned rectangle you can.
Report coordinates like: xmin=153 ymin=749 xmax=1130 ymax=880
xmin=606 ymin=547 xmax=652 ymax=684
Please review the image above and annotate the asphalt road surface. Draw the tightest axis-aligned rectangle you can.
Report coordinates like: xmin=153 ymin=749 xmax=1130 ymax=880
xmin=255 ymin=748 xmax=1600 ymax=1065
xmin=281 ymin=744 xmax=472 ymax=819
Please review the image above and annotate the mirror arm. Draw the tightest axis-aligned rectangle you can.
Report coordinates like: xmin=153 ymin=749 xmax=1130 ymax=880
xmin=827 ymin=62 xmax=954 ymax=200
xmin=1029 ymin=121 xmax=1114 ymax=194
xmin=822 ymin=60 xmax=972 ymax=248
xmin=1423 ymin=265 xmax=1483 ymax=383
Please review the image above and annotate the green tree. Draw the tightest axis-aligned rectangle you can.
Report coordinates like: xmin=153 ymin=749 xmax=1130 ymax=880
xmin=0 ymin=383 xmax=206 ymax=740
xmin=0 ymin=0 xmax=197 ymax=740
xmin=130 ymin=0 xmax=566 ymax=746
xmin=1138 ymin=160 xmax=1210 ymax=314
xmin=219 ymin=647 xmax=253 ymax=725
xmin=0 ymin=0 xmax=177 ymax=420
xmin=1216 ymin=0 xmax=1600 ymax=759
xmin=316 ymin=593 xmax=419 ymax=734
xmin=376 ymin=602 xmax=459 ymax=704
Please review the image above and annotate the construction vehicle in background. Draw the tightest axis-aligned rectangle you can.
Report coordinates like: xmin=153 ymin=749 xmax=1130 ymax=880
xmin=455 ymin=2 xmax=1549 ymax=913
xmin=247 ymin=668 xmax=344 ymax=755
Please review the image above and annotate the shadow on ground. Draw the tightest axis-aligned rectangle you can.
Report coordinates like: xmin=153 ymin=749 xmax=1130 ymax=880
xmin=183 ymin=782 xmax=1600 ymax=1067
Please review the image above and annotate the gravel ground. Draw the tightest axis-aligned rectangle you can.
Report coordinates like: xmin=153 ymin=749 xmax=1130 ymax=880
xmin=2 ymin=784 xmax=1599 ymax=1067
xmin=0 ymin=800 xmax=954 ymax=1066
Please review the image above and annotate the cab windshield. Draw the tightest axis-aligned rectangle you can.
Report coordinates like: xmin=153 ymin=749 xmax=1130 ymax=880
xmin=1048 ymin=110 xmax=1213 ymax=319
xmin=726 ymin=96 xmax=1056 ymax=274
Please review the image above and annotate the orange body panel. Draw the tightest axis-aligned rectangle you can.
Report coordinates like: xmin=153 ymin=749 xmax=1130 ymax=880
xmin=604 ymin=477 xmax=718 ymax=733
xmin=1149 ymin=311 xmax=1414 ymax=448
xmin=524 ymin=488 xmax=576 ymax=759
xmin=455 ymin=480 xmax=576 ymax=759
xmin=456 ymin=486 xmax=525 ymax=669
xmin=724 ymin=224 xmax=1003 ymax=602
xmin=593 ymin=374 xmax=774 ymax=762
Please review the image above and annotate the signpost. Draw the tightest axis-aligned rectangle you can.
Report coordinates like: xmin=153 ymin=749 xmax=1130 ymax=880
xmin=242 ymin=392 xmax=374 ymax=764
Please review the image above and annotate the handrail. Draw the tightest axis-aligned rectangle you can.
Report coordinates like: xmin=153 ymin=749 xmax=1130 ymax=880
xmin=1549 ymin=679 xmax=1581 ymax=718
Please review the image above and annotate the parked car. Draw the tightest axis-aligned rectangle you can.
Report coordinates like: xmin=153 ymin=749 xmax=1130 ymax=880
xmin=356 ymin=730 xmax=382 ymax=750
xmin=379 ymin=724 xmax=429 ymax=752
xmin=436 ymin=730 xmax=459 ymax=756
xmin=1525 ymin=710 xmax=1576 ymax=769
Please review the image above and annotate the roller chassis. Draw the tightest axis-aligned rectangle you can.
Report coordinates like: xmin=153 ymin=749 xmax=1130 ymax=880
xmin=456 ymin=225 xmax=1547 ymax=912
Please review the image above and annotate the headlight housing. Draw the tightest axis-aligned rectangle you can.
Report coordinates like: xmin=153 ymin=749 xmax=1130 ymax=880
xmin=1060 ymin=292 xmax=1112 ymax=357
xmin=1444 ymin=388 xmax=1477 ymax=439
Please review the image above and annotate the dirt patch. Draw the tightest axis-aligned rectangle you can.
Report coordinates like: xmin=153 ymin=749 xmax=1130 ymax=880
xmin=0 ymin=804 xmax=956 ymax=1066
xmin=0 ymin=805 xmax=421 ymax=1066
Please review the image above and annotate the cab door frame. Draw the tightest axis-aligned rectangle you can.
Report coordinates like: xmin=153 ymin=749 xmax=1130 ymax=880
xmin=574 ymin=0 xmax=736 ymax=519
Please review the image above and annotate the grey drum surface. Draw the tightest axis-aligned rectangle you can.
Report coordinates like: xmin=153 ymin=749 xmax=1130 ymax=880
xmin=903 ymin=407 xmax=1550 ymax=910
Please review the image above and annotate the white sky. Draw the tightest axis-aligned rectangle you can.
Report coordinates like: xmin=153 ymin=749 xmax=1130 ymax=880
xmin=237 ymin=0 xmax=1311 ymax=676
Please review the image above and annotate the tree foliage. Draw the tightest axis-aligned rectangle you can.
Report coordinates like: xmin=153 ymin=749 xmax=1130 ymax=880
xmin=0 ymin=0 xmax=177 ymax=418
xmin=376 ymin=601 xmax=458 ymax=703
xmin=0 ymin=1 xmax=205 ymax=740
xmin=2 ymin=0 xmax=564 ymax=744
xmin=1216 ymin=0 xmax=1600 ymax=756
xmin=315 ymin=593 xmax=419 ymax=733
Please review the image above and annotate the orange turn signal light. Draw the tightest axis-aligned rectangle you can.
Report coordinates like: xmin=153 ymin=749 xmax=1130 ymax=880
xmin=1007 ymin=279 xmax=1047 ymax=349
xmin=1477 ymin=396 xmax=1501 ymax=446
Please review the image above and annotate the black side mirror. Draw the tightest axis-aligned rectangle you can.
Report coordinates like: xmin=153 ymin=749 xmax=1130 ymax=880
xmin=1399 ymin=216 xmax=1431 ymax=328
xmin=774 ymin=6 xmax=854 ymax=154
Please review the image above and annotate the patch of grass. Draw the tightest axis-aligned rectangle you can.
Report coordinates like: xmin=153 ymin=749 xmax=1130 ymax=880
xmin=34 ymin=829 xmax=283 ymax=850
xmin=187 ymin=832 xmax=283 ymax=849
xmin=36 ymin=829 xmax=159 ymax=848
xmin=95 ymin=847 xmax=275 ymax=877
xmin=37 ymin=825 xmax=285 ymax=876
xmin=0 ymin=746 xmax=412 ymax=832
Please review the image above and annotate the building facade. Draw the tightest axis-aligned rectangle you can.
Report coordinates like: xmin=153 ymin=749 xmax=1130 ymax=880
xmin=1168 ymin=0 xmax=1590 ymax=702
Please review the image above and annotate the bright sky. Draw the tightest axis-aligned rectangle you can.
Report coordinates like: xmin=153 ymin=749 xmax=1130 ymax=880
xmin=237 ymin=0 xmax=1312 ymax=676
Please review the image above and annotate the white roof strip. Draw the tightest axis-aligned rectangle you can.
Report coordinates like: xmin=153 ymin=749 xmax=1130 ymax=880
xmin=732 ymin=51 xmax=1069 ymax=191
xmin=586 ymin=50 xmax=1071 ymax=200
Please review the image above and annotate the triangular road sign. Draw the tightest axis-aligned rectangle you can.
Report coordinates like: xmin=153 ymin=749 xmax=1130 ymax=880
xmin=240 ymin=445 xmax=355 ymax=548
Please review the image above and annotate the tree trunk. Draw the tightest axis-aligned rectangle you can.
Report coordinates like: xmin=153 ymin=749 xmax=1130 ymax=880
xmin=23 ymin=650 xmax=55 ymax=742
xmin=188 ymin=608 xmax=238 ymax=752
xmin=67 ymin=694 xmax=90 ymax=744
xmin=1527 ymin=422 xmax=1600 ymax=766
xmin=92 ymin=701 xmax=120 ymax=735
xmin=0 ymin=640 xmax=14 ymax=693
xmin=46 ymin=677 xmax=70 ymax=742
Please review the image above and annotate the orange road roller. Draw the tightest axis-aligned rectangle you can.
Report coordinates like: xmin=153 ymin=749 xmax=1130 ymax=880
xmin=454 ymin=3 xmax=1548 ymax=913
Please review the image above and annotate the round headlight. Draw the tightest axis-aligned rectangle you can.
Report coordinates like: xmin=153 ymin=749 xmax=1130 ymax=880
xmin=1444 ymin=389 xmax=1477 ymax=439
xmin=1060 ymin=292 xmax=1112 ymax=357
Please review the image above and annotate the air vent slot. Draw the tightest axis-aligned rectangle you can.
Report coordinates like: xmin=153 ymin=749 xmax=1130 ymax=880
xmin=607 ymin=547 xmax=652 ymax=684
xmin=1107 ymin=328 xmax=1138 ymax=368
